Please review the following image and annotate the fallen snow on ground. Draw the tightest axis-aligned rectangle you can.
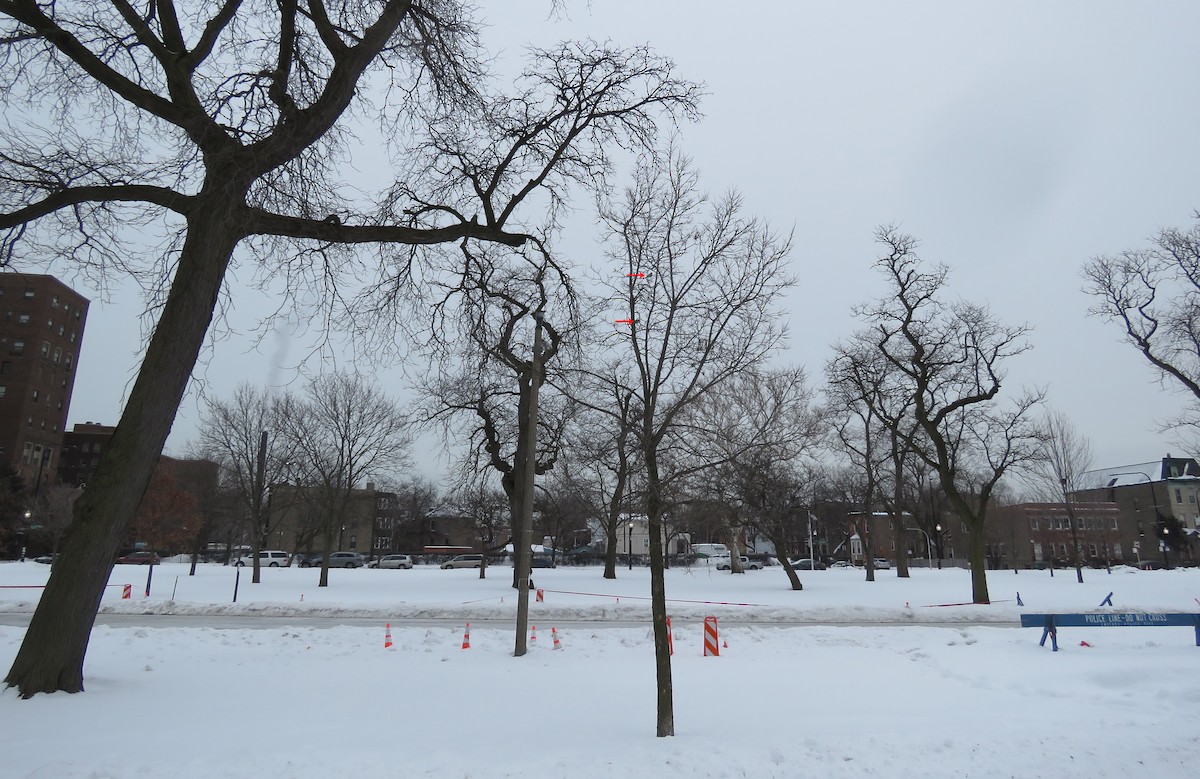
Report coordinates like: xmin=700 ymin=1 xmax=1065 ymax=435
xmin=2 ymin=562 xmax=1199 ymax=778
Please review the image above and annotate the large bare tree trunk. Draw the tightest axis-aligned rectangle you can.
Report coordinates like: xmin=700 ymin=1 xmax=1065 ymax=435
xmin=966 ymin=519 xmax=991 ymax=604
xmin=5 ymin=202 xmax=241 ymax=697
xmin=604 ymin=524 xmax=619 ymax=579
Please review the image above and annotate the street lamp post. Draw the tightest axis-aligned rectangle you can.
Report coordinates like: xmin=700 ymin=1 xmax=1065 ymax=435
xmin=1161 ymin=526 xmax=1170 ymax=569
xmin=627 ymin=521 xmax=633 ymax=571
xmin=907 ymin=527 xmax=933 ymax=569
xmin=934 ymin=524 xmax=943 ymax=569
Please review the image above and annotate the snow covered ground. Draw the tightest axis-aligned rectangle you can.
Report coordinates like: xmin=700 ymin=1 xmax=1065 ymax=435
xmin=2 ymin=560 xmax=1199 ymax=778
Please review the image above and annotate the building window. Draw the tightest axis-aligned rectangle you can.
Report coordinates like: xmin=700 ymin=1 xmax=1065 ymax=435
xmin=31 ymin=389 xmax=38 ymax=402
xmin=69 ymin=331 xmax=76 ymax=343
xmin=0 ymin=385 xmax=5 ymax=398
xmin=40 ymin=341 xmax=49 ymax=358
xmin=23 ymin=288 xmax=34 ymax=299
xmin=1111 ymin=517 xmax=1118 ymax=530
xmin=17 ymin=312 xmax=30 ymax=324
xmin=1113 ymin=543 xmax=1122 ymax=559
xmin=11 ymin=340 xmax=24 ymax=355
xmin=21 ymin=442 xmax=32 ymax=464
xmin=1088 ymin=544 xmax=1098 ymax=557
xmin=1190 ymin=493 xmax=1196 ymax=504
xmin=1029 ymin=517 xmax=1039 ymax=530
xmin=65 ymin=353 xmax=73 ymax=370
xmin=51 ymin=295 xmax=59 ymax=308
xmin=52 ymin=347 xmax=60 ymax=364
xmin=1176 ymin=488 xmax=1183 ymax=504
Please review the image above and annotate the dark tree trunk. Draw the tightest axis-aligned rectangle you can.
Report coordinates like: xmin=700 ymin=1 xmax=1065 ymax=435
xmin=5 ymin=199 xmax=242 ymax=697
xmin=966 ymin=519 xmax=991 ymax=604
xmin=603 ymin=524 xmax=618 ymax=579
xmin=646 ymin=453 xmax=674 ymax=737
xmin=769 ymin=529 xmax=802 ymax=591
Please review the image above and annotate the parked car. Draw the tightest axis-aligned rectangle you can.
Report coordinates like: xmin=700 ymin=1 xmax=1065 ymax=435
xmin=233 ymin=550 xmax=291 ymax=568
xmin=441 ymin=554 xmax=484 ymax=569
xmin=788 ymin=558 xmax=826 ymax=570
xmin=530 ymin=554 xmax=556 ymax=569
xmin=34 ymin=554 xmax=58 ymax=565
xmin=297 ymin=554 xmax=322 ymax=568
xmin=1137 ymin=560 xmax=1164 ymax=571
xmin=328 ymin=552 xmax=364 ymax=568
xmin=370 ymin=554 xmax=414 ymax=569
xmin=717 ymin=556 xmax=762 ymax=571
xmin=829 ymin=560 xmax=854 ymax=569
xmin=116 ymin=551 xmax=160 ymax=565
xmin=873 ymin=558 xmax=892 ymax=570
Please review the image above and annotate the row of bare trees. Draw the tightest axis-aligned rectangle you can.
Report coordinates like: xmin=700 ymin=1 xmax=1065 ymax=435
xmin=197 ymin=374 xmax=409 ymax=586
xmin=0 ymin=0 xmax=700 ymax=698
xmin=3 ymin=5 xmax=1187 ymax=747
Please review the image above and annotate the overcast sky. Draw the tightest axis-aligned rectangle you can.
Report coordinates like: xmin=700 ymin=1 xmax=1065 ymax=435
xmin=63 ymin=1 xmax=1200 ymax=481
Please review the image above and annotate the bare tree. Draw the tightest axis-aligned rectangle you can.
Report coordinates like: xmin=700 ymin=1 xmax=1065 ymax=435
xmin=826 ymin=343 xmax=909 ymax=582
xmin=27 ymin=483 xmax=80 ymax=558
xmin=0 ymin=1 xmax=576 ymax=698
xmin=278 ymin=373 xmax=410 ymax=587
xmin=849 ymin=227 xmax=1045 ymax=604
xmin=198 ymin=384 xmax=299 ymax=583
xmin=598 ymin=149 xmax=794 ymax=737
xmin=1084 ymin=213 xmax=1200 ymax=438
xmin=1025 ymin=409 xmax=1094 ymax=582
xmin=447 ymin=477 xmax=509 ymax=580
xmin=560 ymin=361 xmax=643 ymax=579
xmin=699 ymin=367 xmax=823 ymax=584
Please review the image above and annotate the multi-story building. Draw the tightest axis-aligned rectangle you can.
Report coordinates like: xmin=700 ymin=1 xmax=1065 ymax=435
xmin=0 ymin=273 xmax=89 ymax=491
xmin=989 ymin=502 xmax=1128 ymax=568
xmin=1075 ymin=455 xmax=1200 ymax=563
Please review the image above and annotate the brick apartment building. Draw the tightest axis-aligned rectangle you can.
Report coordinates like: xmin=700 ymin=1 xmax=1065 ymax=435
xmin=0 ymin=273 xmax=89 ymax=491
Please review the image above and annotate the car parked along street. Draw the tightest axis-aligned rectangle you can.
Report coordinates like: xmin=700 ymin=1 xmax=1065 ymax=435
xmin=370 ymin=554 xmax=414 ymax=569
xmin=441 ymin=554 xmax=484 ymax=569
xmin=233 ymin=550 xmax=291 ymax=567
xmin=717 ymin=556 xmax=762 ymax=571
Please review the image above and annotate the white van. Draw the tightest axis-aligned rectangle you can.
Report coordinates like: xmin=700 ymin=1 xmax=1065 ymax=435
xmin=233 ymin=550 xmax=291 ymax=567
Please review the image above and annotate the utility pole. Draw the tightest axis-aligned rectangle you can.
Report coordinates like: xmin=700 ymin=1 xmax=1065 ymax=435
xmin=251 ymin=430 xmax=268 ymax=583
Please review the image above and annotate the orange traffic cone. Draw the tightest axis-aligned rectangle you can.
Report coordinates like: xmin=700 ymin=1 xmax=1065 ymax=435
xmin=552 ymin=627 xmax=563 ymax=650
xmin=461 ymin=622 xmax=471 ymax=650
xmin=531 ymin=624 xmax=537 ymax=643
xmin=384 ymin=623 xmax=393 ymax=649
